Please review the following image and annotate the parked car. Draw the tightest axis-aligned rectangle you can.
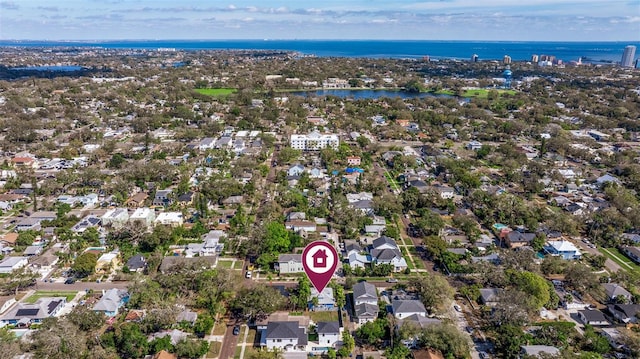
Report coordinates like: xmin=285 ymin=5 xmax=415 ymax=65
xmin=454 ymin=304 xmax=462 ymax=312
xmin=233 ymin=325 xmax=240 ymax=335
xmin=245 ymin=271 xmax=252 ymax=279
xmin=64 ymin=278 xmax=76 ymax=284
xmin=386 ymin=278 xmax=398 ymax=283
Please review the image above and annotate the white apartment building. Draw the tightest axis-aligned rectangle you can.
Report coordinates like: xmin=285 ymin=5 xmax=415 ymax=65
xmin=290 ymin=131 xmax=339 ymax=151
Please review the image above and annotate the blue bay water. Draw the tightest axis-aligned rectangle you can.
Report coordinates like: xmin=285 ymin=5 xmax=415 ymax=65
xmin=1 ymin=40 xmax=638 ymax=62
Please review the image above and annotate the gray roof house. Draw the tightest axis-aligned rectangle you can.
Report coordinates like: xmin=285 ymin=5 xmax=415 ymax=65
xmin=316 ymin=321 xmax=341 ymax=349
xmin=578 ymin=310 xmax=610 ymax=326
xmin=1 ymin=297 xmax=66 ymax=325
xmin=608 ymin=304 xmax=640 ymax=324
xmin=261 ymin=321 xmax=308 ymax=351
xmin=392 ymin=300 xmax=427 ymax=319
xmin=354 ymin=303 xmax=379 ymax=325
xmin=521 ymin=345 xmax=560 ymax=358
xmin=353 ymin=281 xmax=378 ymax=306
xmin=126 ymin=254 xmax=147 ymax=272
xmin=276 ymin=254 xmax=304 ymax=274
xmin=93 ymin=288 xmax=129 ymax=317
xmin=603 ymin=283 xmax=633 ymax=303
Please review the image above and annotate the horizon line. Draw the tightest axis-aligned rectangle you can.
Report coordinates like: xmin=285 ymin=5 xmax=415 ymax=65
xmin=1 ymin=39 xmax=639 ymax=43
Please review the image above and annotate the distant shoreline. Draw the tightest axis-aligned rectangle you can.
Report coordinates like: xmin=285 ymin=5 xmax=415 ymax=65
xmin=0 ymin=39 xmax=636 ymax=62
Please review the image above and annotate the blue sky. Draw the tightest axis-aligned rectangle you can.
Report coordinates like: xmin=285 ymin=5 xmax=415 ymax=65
xmin=0 ymin=0 xmax=638 ymax=41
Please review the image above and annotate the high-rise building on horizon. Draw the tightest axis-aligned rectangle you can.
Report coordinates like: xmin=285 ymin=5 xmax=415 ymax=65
xmin=621 ymin=45 xmax=636 ymax=68
xmin=471 ymin=54 xmax=479 ymax=62
xmin=531 ymin=54 xmax=539 ymax=63
xmin=503 ymin=55 xmax=512 ymax=64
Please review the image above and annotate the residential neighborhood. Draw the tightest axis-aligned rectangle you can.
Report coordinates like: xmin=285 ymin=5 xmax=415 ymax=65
xmin=0 ymin=41 xmax=638 ymax=359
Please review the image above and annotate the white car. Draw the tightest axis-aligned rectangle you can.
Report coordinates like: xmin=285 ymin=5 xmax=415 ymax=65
xmin=454 ymin=304 xmax=461 ymax=312
xmin=245 ymin=271 xmax=252 ymax=279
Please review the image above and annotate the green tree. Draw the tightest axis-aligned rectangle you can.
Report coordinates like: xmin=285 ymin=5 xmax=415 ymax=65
xmin=337 ymin=331 xmax=355 ymax=357
xmin=330 ymin=281 xmax=346 ymax=309
xmin=113 ymin=323 xmax=149 ymax=359
xmin=193 ymin=313 xmax=215 ymax=338
xmin=67 ymin=305 xmax=105 ymax=331
xmin=355 ymin=319 xmax=387 ymax=346
xmin=410 ymin=275 xmax=455 ymax=314
xmin=493 ymin=324 xmax=528 ymax=359
xmin=419 ymin=323 xmax=470 ymax=359
xmin=262 ymin=222 xmax=291 ymax=254
xmin=71 ymin=252 xmax=97 ymax=278
xmin=174 ymin=339 xmax=209 ymax=359
xmin=294 ymin=276 xmax=312 ymax=310
xmin=230 ymin=284 xmax=286 ymax=321
xmin=508 ymin=270 xmax=551 ymax=310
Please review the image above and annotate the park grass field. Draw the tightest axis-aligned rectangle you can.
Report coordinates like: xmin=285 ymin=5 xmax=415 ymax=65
xmin=25 ymin=291 xmax=78 ymax=303
xmin=194 ymin=88 xmax=237 ymax=97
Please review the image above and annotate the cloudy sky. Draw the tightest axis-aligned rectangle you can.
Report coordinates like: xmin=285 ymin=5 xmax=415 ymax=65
xmin=0 ymin=0 xmax=638 ymax=41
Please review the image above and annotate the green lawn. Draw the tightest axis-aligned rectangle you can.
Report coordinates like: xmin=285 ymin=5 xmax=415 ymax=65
xmin=25 ymin=291 xmax=78 ymax=303
xmin=601 ymin=248 xmax=640 ymax=273
xmin=207 ymin=341 xmax=222 ymax=358
xmin=194 ymin=88 xmax=237 ymax=97
xmin=307 ymin=311 xmax=339 ymax=322
xmin=428 ymin=88 xmax=516 ymax=98
xmin=383 ymin=171 xmax=400 ymax=191
xmin=217 ymin=259 xmax=234 ymax=269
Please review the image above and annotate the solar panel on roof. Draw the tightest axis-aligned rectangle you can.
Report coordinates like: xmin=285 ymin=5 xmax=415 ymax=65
xmin=16 ymin=308 xmax=39 ymax=316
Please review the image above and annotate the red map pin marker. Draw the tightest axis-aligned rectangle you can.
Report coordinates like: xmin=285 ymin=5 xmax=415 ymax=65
xmin=302 ymin=241 xmax=339 ymax=293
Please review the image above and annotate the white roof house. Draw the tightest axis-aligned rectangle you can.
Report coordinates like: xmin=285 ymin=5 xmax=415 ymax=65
xmin=155 ymin=212 xmax=184 ymax=226
xmin=130 ymin=207 xmax=156 ymax=226
xmin=0 ymin=256 xmax=28 ymax=273
xmin=101 ymin=208 xmax=129 ymax=228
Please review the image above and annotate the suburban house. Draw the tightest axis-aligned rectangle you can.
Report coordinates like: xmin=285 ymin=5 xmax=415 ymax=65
xmin=126 ymin=254 xmax=147 ymax=273
xmin=353 ymin=282 xmax=378 ymax=306
xmin=96 ymin=251 xmax=119 ymax=272
xmin=622 ymin=246 xmax=640 ymax=264
xmin=260 ymin=321 xmax=308 ymax=351
xmin=1 ymin=297 xmax=66 ymax=325
xmin=520 ymin=346 xmax=560 ymax=358
xmin=0 ymin=256 xmax=28 ymax=274
xmin=93 ymin=288 xmax=129 ymax=317
xmin=129 ymin=207 xmax=156 ymax=227
xmin=603 ymin=283 xmax=633 ymax=303
xmin=392 ymin=299 xmax=427 ymax=319
xmin=433 ymin=185 xmax=455 ymax=199
xmin=543 ymin=240 xmax=581 ymax=260
xmin=309 ymin=287 xmax=336 ymax=311
xmin=0 ymin=296 xmax=16 ymax=315
xmin=354 ymin=303 xmax=379 ymax=325
xmin=315 ymin=321 xmax=341 ymax=349
xmin=607 ymin=304 xmax=640 ymax=324
xmin=153 ymin=189 xmax=173 ymax=207
xmin=466 ymin=141 xmax=483 ymax=151
xmin=276 ymin=254 xmax=304 ymax=274
xmin=71 ymin=215 xmax=101 ymax=233
xmin=369 ymin=236 xmax=408 ymax=272
xmin=479 ymin=288 xmax=502 ymax=307
xmin=504 ymin=231 xmax=535 ymax=248
xmin=0 ymin=233 xmax=18 ymax=246
xmin=155 ymin=212 xmax=184 ymax=227
xmin=287 ymin=164 xmax=305 ymax=177
xmin=352 ymin=281 xmax=380 ymax=324
xmin=347 ymin=251 xmax=372 ymax=269
xmin=285 ymin=220 xmax=317 ymax=233
xmin=578 ymin=310 xmax=610 ymax=326
xmin=101 ymin=208 xmax=129 ymax=228
xmin=346 ymin=156 xmax=361 ymax=166
xmin=126 ymin=192 xmax=148 ymax=208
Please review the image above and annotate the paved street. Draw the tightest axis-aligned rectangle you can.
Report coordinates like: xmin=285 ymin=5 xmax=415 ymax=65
xmin=218 ymin=320 xmax=241 ymax=359
xmin=35 ymin=280 xmax=131 ymax=291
